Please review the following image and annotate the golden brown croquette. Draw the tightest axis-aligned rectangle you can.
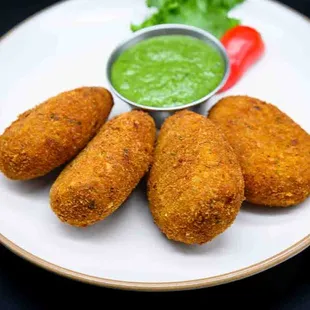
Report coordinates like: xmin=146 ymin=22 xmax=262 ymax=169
xmin=0 ymin=87 xmax=113 ymax=180
xmin=208 ymin=96 xmax=310 ymax=207
xmin=148 ymin=110 xmax=244 ymax=245
xmin=50 ymin=110 xmax=156 ymax=227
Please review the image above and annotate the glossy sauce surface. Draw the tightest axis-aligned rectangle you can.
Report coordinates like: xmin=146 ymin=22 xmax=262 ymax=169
xmin=111 ymin=35 xmax=225 ymax=107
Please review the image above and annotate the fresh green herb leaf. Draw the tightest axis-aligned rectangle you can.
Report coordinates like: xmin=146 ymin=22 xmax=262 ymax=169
xmin=131 ymin=0 xmax=245 ymax=38
xmin=147 ymin=0 xmax=165 ymax=8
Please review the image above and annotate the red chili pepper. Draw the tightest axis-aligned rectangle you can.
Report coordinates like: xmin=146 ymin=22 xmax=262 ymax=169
xmin=220 ymin=25 xmax=265 ymax=92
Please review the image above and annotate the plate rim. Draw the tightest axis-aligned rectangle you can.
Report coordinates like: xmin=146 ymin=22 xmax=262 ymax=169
xmin=0 ymin=0 xmax=310 ymax=291
xmin=1 ymin=233 xmax=309 ymax=291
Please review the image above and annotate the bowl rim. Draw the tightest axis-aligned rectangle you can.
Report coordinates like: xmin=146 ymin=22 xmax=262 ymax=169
xmin=106 ymin=24 xmax=230 ymax=111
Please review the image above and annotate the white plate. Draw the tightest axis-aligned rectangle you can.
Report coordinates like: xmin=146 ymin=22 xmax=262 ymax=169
xmin=0 ymin=0 xmax=310 ymax=291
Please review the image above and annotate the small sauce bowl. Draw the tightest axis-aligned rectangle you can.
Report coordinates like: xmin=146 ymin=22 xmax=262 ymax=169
xmin=106 ymin=24 xmax=230 ymax=127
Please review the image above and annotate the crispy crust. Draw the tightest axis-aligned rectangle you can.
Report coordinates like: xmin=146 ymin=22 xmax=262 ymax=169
xmin=50 ymin=111 xmax=156 ymax=227
xmin=0 ymin=87 xmax=113 ymax=180
xmin=148 ymin=110 xmax=244 ymax=245
xmin=208 ymin=96 xmax=310 ymax=207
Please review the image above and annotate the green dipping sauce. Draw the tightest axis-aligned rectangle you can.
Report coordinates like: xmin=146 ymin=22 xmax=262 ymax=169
xmin=111 ymin=35 xmax=225 ymax=108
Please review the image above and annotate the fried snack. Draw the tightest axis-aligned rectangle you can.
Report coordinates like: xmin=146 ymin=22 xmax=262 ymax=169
xmin=0 ymin=87 xmax=113 ymax=180
xmin=148 ymin=110 xmax=244 ymax=245
xmin=208 ymin=96 xmax=310 ymax=207
xmin=50 ymin=111 xmax=156 ymax=227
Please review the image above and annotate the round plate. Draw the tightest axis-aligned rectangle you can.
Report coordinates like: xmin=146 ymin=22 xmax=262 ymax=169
xmin=0 ymin=0 xmax=310 ymax=291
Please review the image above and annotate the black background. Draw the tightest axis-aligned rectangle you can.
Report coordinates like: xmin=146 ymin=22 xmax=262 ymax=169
xmin=1 ymin=1 xmax=310 ymax=309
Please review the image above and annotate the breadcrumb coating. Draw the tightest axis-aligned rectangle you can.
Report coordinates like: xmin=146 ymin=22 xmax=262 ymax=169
xmin=50 ymin=110 xmax=156 ymax=227
xmin=208 ymin=96 xmax=310 ymax=207
xmin=148 ymin=110 xmax=244 ymax=245
xmin=0 ymin=87 xmax=113 ymax=180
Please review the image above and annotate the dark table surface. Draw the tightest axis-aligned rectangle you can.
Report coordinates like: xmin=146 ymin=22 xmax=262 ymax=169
xmin=1 ymin=0 xmax=310 ymax=308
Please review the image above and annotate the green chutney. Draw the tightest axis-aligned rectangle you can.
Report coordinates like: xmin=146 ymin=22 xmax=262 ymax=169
xmin=111 ymin=35 xmax=225 ymax=108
